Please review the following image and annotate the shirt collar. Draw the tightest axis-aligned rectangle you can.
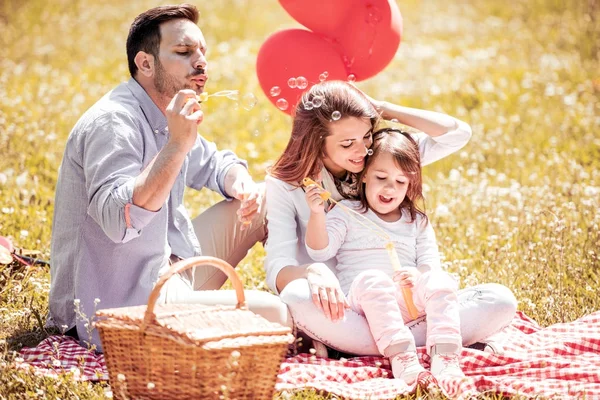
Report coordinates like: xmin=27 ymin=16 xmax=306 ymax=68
xmin=126 ymin=77 xmax=168 ymax=135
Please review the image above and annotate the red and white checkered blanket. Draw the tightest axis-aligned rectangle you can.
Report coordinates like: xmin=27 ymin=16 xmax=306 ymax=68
xmin=18 ymin=311 xmax=600 ymax=398
xmin=17 ymin=335 xmax=108 ymax=381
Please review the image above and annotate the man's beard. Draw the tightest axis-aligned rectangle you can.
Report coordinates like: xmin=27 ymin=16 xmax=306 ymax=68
xmin=154 ymin=59 xmax=190 ymax=99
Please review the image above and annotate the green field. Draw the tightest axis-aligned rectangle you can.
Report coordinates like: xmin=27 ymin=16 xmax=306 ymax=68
xmin=1 ymin=0 xmax=599 ymax=398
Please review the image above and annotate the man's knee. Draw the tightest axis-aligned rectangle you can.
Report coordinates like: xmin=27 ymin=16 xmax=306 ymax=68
xmin=246 ymin=289 xmax=283 ymax=308
xmin=245 ymin=290 xmax=291 ymax=327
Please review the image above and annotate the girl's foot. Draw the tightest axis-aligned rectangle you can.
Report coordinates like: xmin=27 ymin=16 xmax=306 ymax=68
xmin=430 ymin=343 xmax=465 ymax=378
xmin=390 ymin=352 xmax=426 ymax=384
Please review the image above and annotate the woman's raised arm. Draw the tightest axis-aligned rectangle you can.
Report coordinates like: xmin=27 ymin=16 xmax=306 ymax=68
xmin=362 ymin=91 xmax=472 ymax=165
xmin=381 ymin=104 xmax=472 ymax=166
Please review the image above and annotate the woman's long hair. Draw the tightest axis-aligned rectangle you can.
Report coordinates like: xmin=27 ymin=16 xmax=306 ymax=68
xmin=269 ymin=81 xmax=380 ymax=185
xmin=358 ymin=128 xmax=427 ymax=222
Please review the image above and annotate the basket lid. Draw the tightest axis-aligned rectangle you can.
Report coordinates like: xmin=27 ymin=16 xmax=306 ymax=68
xmin=96 ymin=303 xmax=292 ymax=346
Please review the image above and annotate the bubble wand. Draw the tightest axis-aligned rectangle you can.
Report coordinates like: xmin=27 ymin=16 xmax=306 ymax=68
xmin=302 ymin=178 xmax=419 ymax=320
xmin=197 ymin=90 xmax=240 ymax=103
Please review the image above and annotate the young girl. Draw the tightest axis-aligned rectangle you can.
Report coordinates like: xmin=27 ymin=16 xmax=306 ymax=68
xmin=304 ymin=128 xmax=465 ymax=383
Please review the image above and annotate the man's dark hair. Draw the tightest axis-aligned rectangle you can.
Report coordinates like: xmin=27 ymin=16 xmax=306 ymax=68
xmin=126 ymin=4 xmax=199 ymax=77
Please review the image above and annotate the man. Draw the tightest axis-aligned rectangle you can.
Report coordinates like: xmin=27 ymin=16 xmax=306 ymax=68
xmin=49 ymin=4 xmax=288 ymax=350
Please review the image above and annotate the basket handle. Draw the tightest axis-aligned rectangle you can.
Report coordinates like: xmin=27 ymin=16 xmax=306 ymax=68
xmin=143 ymin=256 xmax=246 ymax=328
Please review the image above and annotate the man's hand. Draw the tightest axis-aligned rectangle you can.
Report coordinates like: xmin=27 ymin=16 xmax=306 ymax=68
xmin=228 ymin=170 xmax=262 ymax=231
xmin=165 ymin=89 xmax=204 ymax=152
xmin=393 ymin=268 xmax=422 ymax=288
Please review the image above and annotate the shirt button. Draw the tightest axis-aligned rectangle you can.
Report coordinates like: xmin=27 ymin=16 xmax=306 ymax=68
xmin=154 ymin=129 xmax=159 ymax=134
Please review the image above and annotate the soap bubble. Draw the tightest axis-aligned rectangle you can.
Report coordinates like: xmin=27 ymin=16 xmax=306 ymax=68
xmin=391 ymin=118 xmax=399 ymax=123
xmin=276 ymin=98 xmax=289 ymax=111
xmin=241 ymin=93 xmax=257 ymax=111
xmin=331 ymin=111 xmax=342 ymax=120
xmin=319 ymin=71 xmax=329 ymax=82
xmin=347 ymin=74 xmax=356 ymax=83
xmin=296 ymin=76 xmax=308 ymax=90
xmin=287 ymin=77 xmax=297 ymax=89
xmin=304 ymin=101 xmax=314 ymax=110
xmin=312 ymin=96 xmax=323 ymax=108
xmin=270 ymin=86 xmax=281 ymax=97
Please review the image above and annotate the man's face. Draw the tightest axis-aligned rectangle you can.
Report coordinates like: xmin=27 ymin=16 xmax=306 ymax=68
xmin=154 ymin=19 xmax=208 ymax=98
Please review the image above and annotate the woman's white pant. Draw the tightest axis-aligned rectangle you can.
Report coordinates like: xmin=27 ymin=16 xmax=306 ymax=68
xmin=280 ymin=278 xmax=517 ymax=356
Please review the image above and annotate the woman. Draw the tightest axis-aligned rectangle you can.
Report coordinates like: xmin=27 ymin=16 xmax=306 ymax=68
xmin=265 ymin=81 xmax=517 ymax=356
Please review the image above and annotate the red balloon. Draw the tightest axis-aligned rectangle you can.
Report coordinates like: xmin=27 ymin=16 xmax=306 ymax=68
xmin=278 ymin=0 xmax=354 ymax=37
xmin=334 ymin=0 xmax=403 ymax=80
xmin=256 ymin=29 xmax=348 ymax=114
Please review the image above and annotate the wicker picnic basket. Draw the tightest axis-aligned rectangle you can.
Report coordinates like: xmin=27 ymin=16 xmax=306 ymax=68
xmin=95 ymin=256 xmax=294 ymax=399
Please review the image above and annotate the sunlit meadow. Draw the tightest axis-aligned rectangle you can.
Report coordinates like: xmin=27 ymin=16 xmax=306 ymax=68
xmin=0 ymin=0 xmax=598 ymax=398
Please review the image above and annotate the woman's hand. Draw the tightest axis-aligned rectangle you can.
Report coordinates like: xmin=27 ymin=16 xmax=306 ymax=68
xmin=393 ymin=268 xmax=422 ymax=288
xmin=304 ymin=184 xmax=326 ymax=214
xmin=362 ymin=92 xmax=385 ymax=116
xmin=348 ymin=83 xmax=386 ymax=116
xmin=306 ymin=263 xmax=350 ymax=321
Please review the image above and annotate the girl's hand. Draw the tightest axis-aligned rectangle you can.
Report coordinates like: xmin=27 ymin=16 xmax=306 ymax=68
xmin=393 ymin=268 xmax=422 ymax=288
xmin=304 ymin=184 xmax=326 ymax=214
xmin=306 ymin=263 xmax=350 ymax=321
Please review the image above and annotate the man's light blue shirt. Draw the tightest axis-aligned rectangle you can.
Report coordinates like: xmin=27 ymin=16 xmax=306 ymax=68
xmin=49 ymin=78 xmax=246 ymax=349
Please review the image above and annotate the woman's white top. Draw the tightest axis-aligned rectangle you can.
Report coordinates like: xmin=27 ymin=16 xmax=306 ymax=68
xmin=264 ymin=122 xmax=471 ymax=294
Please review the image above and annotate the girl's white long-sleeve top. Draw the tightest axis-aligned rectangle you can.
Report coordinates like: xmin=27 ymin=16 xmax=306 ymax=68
xmin=304 ymin=201 xmax=439 ymax=294
xmin=264 ymin=121 xmax=471 ymax=294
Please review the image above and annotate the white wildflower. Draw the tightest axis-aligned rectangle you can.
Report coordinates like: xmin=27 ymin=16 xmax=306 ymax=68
xmin=449 ymin=169 xmax=460 ymax=182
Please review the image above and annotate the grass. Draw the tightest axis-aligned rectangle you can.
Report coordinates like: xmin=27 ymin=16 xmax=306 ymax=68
xmin=0 ymin=0 xmax=598 ymax=398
